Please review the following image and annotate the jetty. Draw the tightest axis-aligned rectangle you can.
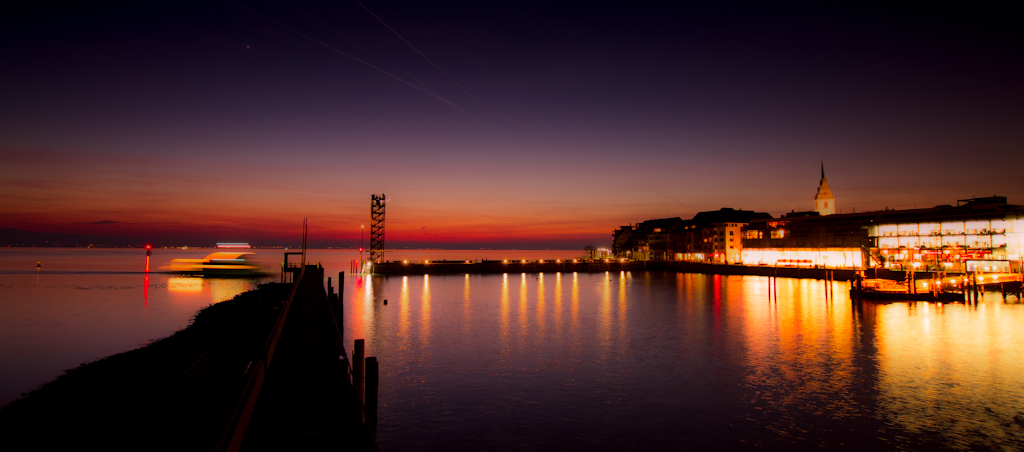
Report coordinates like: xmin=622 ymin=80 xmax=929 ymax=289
xmin=224 ymin=263 xmax=376 ymax=451
xmin=0 ymin=263 xmax=376 ymax=452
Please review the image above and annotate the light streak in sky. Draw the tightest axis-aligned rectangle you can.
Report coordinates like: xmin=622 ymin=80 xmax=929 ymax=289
xmin=351 ymin=0 xmax=498 ymax=114
xmin=226 ymin=0 xmax=470 ymax=116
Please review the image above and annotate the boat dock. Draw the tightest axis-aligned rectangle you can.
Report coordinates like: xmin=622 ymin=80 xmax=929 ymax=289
xmin=221 ymin=264 xmax=377 ymax=452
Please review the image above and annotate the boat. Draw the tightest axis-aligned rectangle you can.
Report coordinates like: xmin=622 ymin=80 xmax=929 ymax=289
xmin=850 ymin=278 xmax=965 ymax=301
xmin=166 ymin=252 xmax=266 ymax=277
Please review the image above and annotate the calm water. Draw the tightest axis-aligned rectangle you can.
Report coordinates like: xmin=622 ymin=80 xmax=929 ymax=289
xmin=3 ymin=249 xmax=1024 ymax=450
xmin=0 ymin=248 xmax=578 ymax=404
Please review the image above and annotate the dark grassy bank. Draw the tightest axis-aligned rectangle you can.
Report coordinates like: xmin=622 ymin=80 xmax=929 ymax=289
xmin=0 ymin=282 xmax=291 ymax=451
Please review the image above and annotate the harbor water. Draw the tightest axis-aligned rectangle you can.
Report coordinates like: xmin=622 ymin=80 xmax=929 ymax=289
xmin=2 ymin=249 xmax=1024 ymax=450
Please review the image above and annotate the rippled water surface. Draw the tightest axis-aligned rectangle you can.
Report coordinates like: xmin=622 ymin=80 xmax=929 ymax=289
xmin=3 ymin=249 xmax=1024 ymax=450
xmin=347 ymin=271 xmax=1024 ymax=451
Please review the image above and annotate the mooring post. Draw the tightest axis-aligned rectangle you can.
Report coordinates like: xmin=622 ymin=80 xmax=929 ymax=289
xmin=338 ymin=272 xmax=345 ymax=341
xmin=366 ymin=356 xmax=379 ymax=434
xmin=327 ymin=277 xmax=333 ymax=308
xmin=354 ymin=339 xmax=365 ymax=407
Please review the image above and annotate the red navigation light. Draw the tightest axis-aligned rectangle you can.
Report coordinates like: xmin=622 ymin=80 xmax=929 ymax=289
xmin=145 ymin=244 xmax=152 ymax=250
xmin=359 ymin=247 xmax=364 ymax=252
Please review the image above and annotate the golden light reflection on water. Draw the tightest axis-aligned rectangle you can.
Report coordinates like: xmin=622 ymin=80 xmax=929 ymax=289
xmin=740 ymin=276 xmax=862 ymax=424
xmin=463 ymin=274 xmax=471 ymax=336
xmin=537 ymin=273 xmax=546 ymax=332
xmin=167 ymin=277 xmax=203 ymax=293
xmin=519 ymin=273 xmax=528 ymax=340
xmin=421 ymin=275 xmax=431 ymax=345
xmin=352 ymin=271 xmax=1024 ymax=450
xmin=875 ymin=300 xmax=1024 ymax=447
xmin=165 ymin=277 xmax=247 ymax=305
xmin=554 ymin=273 xmax=562 ymax=333
xmin=500 ymin=273 xmax=510 ymax=347
xmin=618 ymin=271 xmax=627 ymax=341
xmin=399 ymin=276 xmax=410 ymax=341
xmin=571 ymin=272 xmax=579 ymax=331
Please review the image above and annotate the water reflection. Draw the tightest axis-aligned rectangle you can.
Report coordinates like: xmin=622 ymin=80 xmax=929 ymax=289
xmin=168 ymin=277 xmax=203 ymax=293
xmin=340 ymin=271 xmax=1024 ymax=451
xmin=554 ymin=273 xmax=562 ymax=333
xmin=421 ymin=275 xmax=431 ymax=345
xmin=571 ymin=272 xmax=579 ymax=332
xmin=875 ymin=301 xmax=1024 ymax=448
xmin=537 ymin=273 xmax=545 ymax=332
xmin=500 ymin=273 xmax=510 ymax=350
xmin=518 ymin=273 xmax=527 ymax=341
xmin=599 ymin=270 xmax=612 ymax=349
xmin=399 ymin=276 xmax=410 ymax=348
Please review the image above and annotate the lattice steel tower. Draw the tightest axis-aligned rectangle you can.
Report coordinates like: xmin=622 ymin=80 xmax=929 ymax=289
xmin=370 ymin=194 xmax=386 ymax=262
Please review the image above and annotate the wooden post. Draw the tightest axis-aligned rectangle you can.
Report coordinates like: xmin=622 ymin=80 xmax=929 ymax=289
xmin=366 ymin=356 xmax=379 ymax=434
xmin=338 ymin=272 xmax=345 ymax=341
xmin=354 ymin=339 xmax=365 ymax=407
xmin=327 ymin=277 xmax=333 ymax=308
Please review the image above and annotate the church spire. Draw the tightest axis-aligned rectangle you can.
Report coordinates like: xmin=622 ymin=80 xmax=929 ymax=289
xmin=815 ymin=161 xmax=835 ymax=215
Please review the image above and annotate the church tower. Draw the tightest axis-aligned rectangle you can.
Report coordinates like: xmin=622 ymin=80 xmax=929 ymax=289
xmin=814 ymin=161 xmax=835 ymax=215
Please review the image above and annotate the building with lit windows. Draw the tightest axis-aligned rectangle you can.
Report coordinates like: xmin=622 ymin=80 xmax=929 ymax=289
xmin=739 ymin=196 xmax=1024 ymax=271
xmin=865 ymin=196 xmax=1023 ymax=272
xmin=676 ymin=208 xmax=773 ymax=264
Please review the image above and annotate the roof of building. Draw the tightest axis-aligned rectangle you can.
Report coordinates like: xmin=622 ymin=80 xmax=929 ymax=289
xmin=750 ymin=196 xmax=1023 ymax=227
xmin=690 ymin=208 xmax=773 ymax=225
xmin=634 ymin=217 xmax=684 ymax=234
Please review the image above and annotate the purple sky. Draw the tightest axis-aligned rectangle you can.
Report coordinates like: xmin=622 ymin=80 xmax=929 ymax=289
xmin=2 ymin=1 xmax=1023 ymax=248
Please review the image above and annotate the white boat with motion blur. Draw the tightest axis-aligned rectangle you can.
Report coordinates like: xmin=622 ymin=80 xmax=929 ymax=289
xmin=166 ymin=251 xmax=266 ymax=277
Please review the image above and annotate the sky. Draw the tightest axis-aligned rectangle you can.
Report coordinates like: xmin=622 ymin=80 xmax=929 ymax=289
xmin=2 ymin=1 xmax=1023 ymax=248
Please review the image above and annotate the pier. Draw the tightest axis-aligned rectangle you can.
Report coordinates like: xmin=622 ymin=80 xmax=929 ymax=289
xmin=224 ymin=264 xmax=376 ymax=451
xmin=0 ymin=263 xmax=377 ymax=452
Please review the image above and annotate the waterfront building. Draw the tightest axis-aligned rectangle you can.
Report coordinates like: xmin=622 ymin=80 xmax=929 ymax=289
xmin=615 ymin=167 xmax=1023 ymax=272
xmin=675 ymin=208 xmax=773 ymax=264
xmin=741 ymin=211 xmax=868 ymax=268
xmin=614 ymin=217 xmax=683 ymax=260
xmin=612 ymin=225 xmax=634 ymax=257
xmin=739 ymin=196 xmax=1024 ymax=271
xmin=864 ymin=196 xmax=1024 ymax=272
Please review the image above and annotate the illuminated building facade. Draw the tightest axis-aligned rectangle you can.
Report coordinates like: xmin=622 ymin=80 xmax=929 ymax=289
xmin=676 ymin=208 xmax=773 ymax=264
xmin=865 ymin=196 xmax=1024 ymax=272
xmin=738 ymin=196 xmax=1024 ymax=271
xmin=741 ymin=210 xmax=869 ymax=268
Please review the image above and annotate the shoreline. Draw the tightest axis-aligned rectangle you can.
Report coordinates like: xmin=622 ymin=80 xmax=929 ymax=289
xmin=0 ymin=282 xmax=291 ymax=451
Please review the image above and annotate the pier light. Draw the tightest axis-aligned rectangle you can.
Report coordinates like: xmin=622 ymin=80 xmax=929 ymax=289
xmin=403 ymin=260 xmax=408 ymax=264
xmin=539 ymin=260 xmax=544 ymax=263
xmin=503 ymin=259 xmax=508 ymax=263
xmin=465 ymin=260 xmax=470 ymax=263
xmin=556 ymin=259 xmax=561 ymax=263
xmin=572 ymin=259 xmax=577 ymax=263
xmin=424 ymin=260 xmax=429 ymax=264
xmin=522 ymin=259 xmax=527 ymax=263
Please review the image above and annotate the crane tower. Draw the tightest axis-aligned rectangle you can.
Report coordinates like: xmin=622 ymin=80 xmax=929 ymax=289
xmin=370 ymin=194 xmax=386 ymax=262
